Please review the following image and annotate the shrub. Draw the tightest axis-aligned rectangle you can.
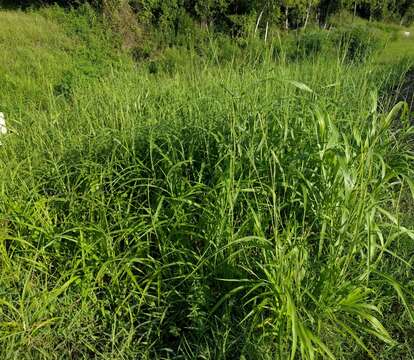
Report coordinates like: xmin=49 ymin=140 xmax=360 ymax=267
xmin=155 ymin=46 xmax=192 ymax=74
xmin=335 ymin=25 xmax=384 ymax=63
xmin=401 ymin=4 xmax=414 ymax=26
xmin=215 ymin=35 xmax=242 ymax=64
xmin=292 ymin=30 xmax=326 ymax=60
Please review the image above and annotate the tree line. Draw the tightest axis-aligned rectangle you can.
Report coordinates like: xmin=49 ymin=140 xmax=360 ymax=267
xmin=3 ymin=0 xmax=414 ymax=29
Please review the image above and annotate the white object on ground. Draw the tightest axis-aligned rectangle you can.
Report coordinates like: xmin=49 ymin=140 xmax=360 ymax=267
xmin=0 ymin=113 xmax=7 ymax=145
xmin=404 ymin=31 xmax=411 ymax=37
xmin=0 ymin=113 xmax=6 ymax=135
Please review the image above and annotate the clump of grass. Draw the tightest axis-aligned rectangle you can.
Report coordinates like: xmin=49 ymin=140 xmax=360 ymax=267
xmin=0 ymin=7 xmax=414 ymax=360
xmin=334 ymin=25 xmax=385 ymax=63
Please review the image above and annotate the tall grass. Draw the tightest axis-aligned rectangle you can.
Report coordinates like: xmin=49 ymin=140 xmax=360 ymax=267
xmin=0 ymin=8 xmax=414 ymax=360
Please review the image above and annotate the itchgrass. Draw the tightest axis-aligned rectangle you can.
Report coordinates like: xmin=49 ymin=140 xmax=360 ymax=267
xmin=0 ymin=7 xmax=414 ymax=360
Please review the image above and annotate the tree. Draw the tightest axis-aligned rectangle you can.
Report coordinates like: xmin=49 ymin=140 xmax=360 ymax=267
xmin=250 ymin=0 xmax=282 ymax=29
xmin=303 ymin=0 xmax=320 ymax=28
xmin=280 ymin=0 xmax=295 ymax=29
xmin=318 ymin=0 xmax=342 ymax=25
xmin=395 ymin=0 xmax=414 ymax=25
xmin=192 ymin=0 xmax=229 ymax=24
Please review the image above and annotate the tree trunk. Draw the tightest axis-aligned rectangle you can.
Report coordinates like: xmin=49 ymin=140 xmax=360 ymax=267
xmin=353 ymin=1 xmax=357 ymax=20
xmin=304 ymin=2 xmax=311 ymax=29
xmin=285 ymin=6 xmax=289 ymax=30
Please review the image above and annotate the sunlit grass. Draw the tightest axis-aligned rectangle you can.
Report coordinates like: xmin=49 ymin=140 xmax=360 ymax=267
xmin=0 ymin=8 xmax=414 ymax=360
xmin=378 ymin=25 xmax=414 ymax=64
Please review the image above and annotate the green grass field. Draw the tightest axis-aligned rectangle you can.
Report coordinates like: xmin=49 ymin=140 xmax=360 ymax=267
xmin=380 ymin=26 xmax=414 ymax=63
xmin=0 ymin=8 xmax=414 ymax=360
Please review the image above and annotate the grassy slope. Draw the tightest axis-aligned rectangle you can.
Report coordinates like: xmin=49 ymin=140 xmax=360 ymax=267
xmin=0 ymin=8 xmax=414 ymax=360
xmin=380 ymin=26 xmax=414 ymax=63
xmin=330 ymin=14 xmax=414 ymax=63
xmin=0 ymin=10 xmax=73 ymax=113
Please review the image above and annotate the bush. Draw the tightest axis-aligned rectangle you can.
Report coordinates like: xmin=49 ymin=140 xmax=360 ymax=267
xmin=215 ymin=35 xmax=242 ymax=64
xmin=291 ymin=30 xmax=326 ymax=60
xmin=335 ymin=25 xmax=384 ymax=63
xmin=151 ymin=46 xmax=193 ymax=74
xmin=401 ymin=4 xmax=414 ymax=26
xmin=327 ymin=9 xmax=355 ymax=27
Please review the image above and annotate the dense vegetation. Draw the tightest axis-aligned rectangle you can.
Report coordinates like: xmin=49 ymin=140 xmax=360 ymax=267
xmin=0 ymin=3 xmax=414 ymax=360
xmin=3 ymin=0 xmax=414 ymax=29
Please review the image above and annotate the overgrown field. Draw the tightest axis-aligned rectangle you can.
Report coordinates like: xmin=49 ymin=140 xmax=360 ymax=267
xmin=0 ymin=7 xmax=414 ymax=360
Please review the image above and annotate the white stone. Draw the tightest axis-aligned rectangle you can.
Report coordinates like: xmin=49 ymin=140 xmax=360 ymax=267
xmin=0 ymin=113 xmax=7 ymax=135
xmin=403 ymin=31 xmax=411 ymax=37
